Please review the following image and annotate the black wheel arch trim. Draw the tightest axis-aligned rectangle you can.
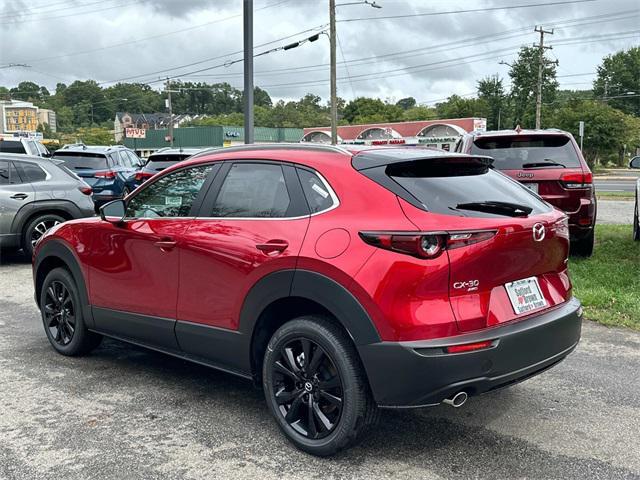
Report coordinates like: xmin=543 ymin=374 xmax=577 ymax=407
xmin=12 ymin=200 xmax=83 ymax=235
xmin=33 ymin=239 xmax=94 ymax=328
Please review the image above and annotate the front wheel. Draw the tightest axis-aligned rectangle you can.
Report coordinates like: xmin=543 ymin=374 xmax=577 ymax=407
xmin=262 ymin=316 xmax=379 ymax=456
xmin=571 ymin=228 xmax=595 ymax=257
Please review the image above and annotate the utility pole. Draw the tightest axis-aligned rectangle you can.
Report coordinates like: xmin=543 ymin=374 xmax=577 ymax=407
xmin=165 ymin=79 xmax=174 ymax=147
xmin=243 ymin=0 xmax=254 ymax=144
xmin=329 ymin=0 xmax=338 ymax=145
xmin=534 ymin=26 xmax=555 ymax=130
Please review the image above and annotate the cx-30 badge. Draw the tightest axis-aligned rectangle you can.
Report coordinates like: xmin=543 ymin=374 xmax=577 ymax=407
xmin=533 ymin=223 xmax=546 ymax=242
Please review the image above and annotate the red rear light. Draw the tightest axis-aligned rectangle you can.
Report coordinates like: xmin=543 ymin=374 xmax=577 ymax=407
xmin=560 ymin=172 xmax=592 ymax=189
xmin=135 ymin=171 xmax=154 ymax=182
xmin=359 ymin=230 xmax=496 ymax=258
xmin=94 ymin=170 xmax=116 ymax=179
xmin=445 ymin=340 xmax=494 ymax=354
xmin=78 ymin=186 xmax=92 ymax=195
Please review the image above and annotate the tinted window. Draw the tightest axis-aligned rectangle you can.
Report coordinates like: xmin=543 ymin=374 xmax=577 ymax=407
xmin=147 ymin=154 xmax=190 ymax=164
xmin=211 ymin=163 xmax=291 ymax=218
xmin=18 ymin=162 xmax=47 ymax=182
xmin=297 ymin=168 xmax=335 ymax=214
xmin=126 ymin=165 xmax=212 ymax=218
xmin=0 ymin=141 xmax=26 ymax=154
xmin=470 ymin=135 xmax=581 ymax=169
xmin=118 ymin=151 xmax=131 ymax=167
xmin=387 ymin=160 xmax=550 ymax=218
xmin=53 ymin=152 xmax=109 ymax=170
xmin=0 ymin=161 xmax=21 ymax=185
xmin=127 ymin=151 xmax=142 ymax=167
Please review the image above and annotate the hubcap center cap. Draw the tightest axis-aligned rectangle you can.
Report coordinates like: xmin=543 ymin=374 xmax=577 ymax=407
xmin=304 ymin=381 xmax=313 ymax=392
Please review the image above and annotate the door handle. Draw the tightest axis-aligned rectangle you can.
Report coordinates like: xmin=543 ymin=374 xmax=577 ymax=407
xmin=10 ymin=193 xmax=28 ymax=200
xmin=256 ymin=240 xmax=289 ymax=255
xmin=154 ymin=238 xmax=177 ymax=251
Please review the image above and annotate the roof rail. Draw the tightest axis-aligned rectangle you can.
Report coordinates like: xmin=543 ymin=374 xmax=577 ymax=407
xmin=189 ymin=142 xmax=352 ymax=160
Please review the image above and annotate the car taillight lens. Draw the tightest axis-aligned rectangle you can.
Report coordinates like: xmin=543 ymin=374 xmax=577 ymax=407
xmin=553 ymin=216 xmax=570 ymax=239
xmin=135 ymin=171 xmax=154 ymax=182
xmin=560 ymin=172 xmax=592 ymax=189
xmin=359 ymin=230 xmax=496 ymax=259
xmin=445 ymin=340 xmax=494 ymax=354
xmin=94 ymin=170 xmax=116 ymax=179
xmin=78 ymin=186 xmax=92 ymax=195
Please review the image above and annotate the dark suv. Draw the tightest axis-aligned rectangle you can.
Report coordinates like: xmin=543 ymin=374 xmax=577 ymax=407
xmin=33 ymin=144 xmax=582 ymax=456
xmin=456 ymin=129 xmax=596 ymax=256
xmin=52 ymin=144 xmax=143 ymax=207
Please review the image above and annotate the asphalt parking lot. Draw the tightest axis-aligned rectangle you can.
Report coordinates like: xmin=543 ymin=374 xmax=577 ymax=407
xmin=1 ymin=253 xmax=639 ymax=480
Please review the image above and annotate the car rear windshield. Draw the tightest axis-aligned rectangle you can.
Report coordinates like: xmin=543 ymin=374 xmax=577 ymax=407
xmin=0 ymin=141 xmax=26 ymax=154
xmin=470 ymin=135 xmax=581 ymax=170
xmin=147 ymin=154 xmax=190 ymax=164
xmin=52 ymin=152 xmax=108 ymax=170
xmin=386 ymin=159 xmax=551 ymax=218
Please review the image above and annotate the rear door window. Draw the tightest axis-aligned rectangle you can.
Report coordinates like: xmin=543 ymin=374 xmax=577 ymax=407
xmin=52 ymin=152 xmax=109 ymax=170
xmin=0 ymin=161 xmax=22 ymax=184
xmin=0 ymin=141 xmax=26 ymax=154
xmin=17 ymin=162 xmax=47 ymax=182
xmin=296 ymin=168 xmax=337 ymax=214
xmin=384 ymin=159 xmax=551 ymax=218
xmin=470 ymin=135 xmax=581 ymax=170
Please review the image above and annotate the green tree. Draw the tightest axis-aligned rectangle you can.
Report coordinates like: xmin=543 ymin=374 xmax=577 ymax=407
xmin=509 ymin=46 xmax=558 ymax=128
xmin=593 ymin=47 xmax=640 ymax=116
xmin=342 ymin=97 xmax=403 ymax=124
xmin=402 ymin=105 xmax=437 ymax=121
xmin=396 ymin=97 xmax=417 ymax=110
xmin=10 ymin=81 xmax=47 ymax=102
xmin=435 ymin=95 xmax=487 ymax=119
xmin=477 ymin=75 xmax=509 ymax=130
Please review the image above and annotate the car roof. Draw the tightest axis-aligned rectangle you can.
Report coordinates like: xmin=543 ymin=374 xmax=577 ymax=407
xmin=0 ymin=152 xmax=50 ymax=164
xmin=467 ymin=128 xmax=571 ymax=138
xmin=149 ymin=147 xmax=206 ymax=156
xmin=57 ymin=144 xmax=129 ymax=154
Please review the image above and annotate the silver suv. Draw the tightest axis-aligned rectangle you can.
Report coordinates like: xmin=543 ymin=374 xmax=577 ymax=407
xmin=0 ymin=154 xmax=95 ymax=257
xmin=0 ymin=138 xmax=51 ymax=157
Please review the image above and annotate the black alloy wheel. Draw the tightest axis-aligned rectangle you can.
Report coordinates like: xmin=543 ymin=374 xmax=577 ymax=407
xmin=271 ymin=337 xmax=343 ymax=440
xmin=43 ymin=280 xmax=76 ymax=346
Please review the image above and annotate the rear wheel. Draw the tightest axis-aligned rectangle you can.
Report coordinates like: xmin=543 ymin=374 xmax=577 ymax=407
xmin=262 ymin=316 xmax=379 ymax=456
xmin=633 ymin=195 xmax=639 ymax=241
xmin=571 ymin=228 xmax=595 ymax=257
xmin=22 ymin=214 xmax=65 ymax=257
xmin=40 ymin=267 xmax=102 ymax=356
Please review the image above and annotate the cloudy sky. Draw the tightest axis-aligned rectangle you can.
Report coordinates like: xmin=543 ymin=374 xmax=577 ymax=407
xmin=0 ymin=0 xmax=638 ymax=105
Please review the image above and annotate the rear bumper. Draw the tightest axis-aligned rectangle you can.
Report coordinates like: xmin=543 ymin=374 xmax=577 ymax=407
xmin=358 ymin=297 xmax=582 ymax=408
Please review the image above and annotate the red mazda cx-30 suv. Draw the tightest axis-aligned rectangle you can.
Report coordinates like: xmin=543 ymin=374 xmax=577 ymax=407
xmin=456 ymin=129 xmax=597 ymax=256
xmin=33 ymin=144 xmax=582 ymax=456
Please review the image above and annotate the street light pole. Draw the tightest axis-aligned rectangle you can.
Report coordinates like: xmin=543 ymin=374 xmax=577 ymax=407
xmin=244 ymin=0 xmax=254 ymax=144
xmin=329 ymin=0 xmax=337 ymax=145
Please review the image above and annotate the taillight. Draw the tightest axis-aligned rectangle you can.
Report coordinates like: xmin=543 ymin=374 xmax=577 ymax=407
xmin=78 ymin=186 xmax=92 ymax=195
xmin=445 ymin=340 xmax=494 ymax=354
xmin=553 ymin=216 xmax=570 ymax=239
xmin=560 ymin=172 xmax=592 ymax=189
xmin=359 ymin=230 xmax=496 ymax=259
xmin=135 ymin=171 xmax=154 ymax=182
xmin=94 ymin=170 xmax=116 ymax=179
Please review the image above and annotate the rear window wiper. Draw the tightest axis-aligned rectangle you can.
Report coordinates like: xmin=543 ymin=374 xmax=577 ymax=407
xmin=455 ymin=200 xmax=533 ymax=217
xmin=522 ymin=159 xmax=566 ymax=169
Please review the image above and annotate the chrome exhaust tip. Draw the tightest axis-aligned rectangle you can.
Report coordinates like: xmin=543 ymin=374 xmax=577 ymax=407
xmin=442 ymin=391 xmax=468 ymax=408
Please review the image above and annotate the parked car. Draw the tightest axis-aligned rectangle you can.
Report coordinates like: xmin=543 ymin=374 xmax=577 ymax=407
xmin=33 ymin=144 xmax=582 ymax=456
xmin=132 ymin=147 xmax=206 ymax=187
xmin=51 ymin=144 xmax=143 ymax=208
xmin=0 ymin=137 xmax=51 ymax=157
xmin=456 ymin=128 xmax=596 ymax=256
xmin=634 ymin=179 xmax=640 ymax=241
xmin=0 ymin=153 xmax=94 ymax=257
xmin=629 ymin=156 xmax=640 ymax=169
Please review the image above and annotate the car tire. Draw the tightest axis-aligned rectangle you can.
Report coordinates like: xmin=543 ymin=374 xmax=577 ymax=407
xmin=22 ymin=214 xmax=65 ymax=258
xmin=262 ymin=316 xmax=379 ymax=456
xmin=40 ymin=267 xmax=102 ymax=356
xmin=633 ymin=194 xmax=640 ymax=241
xmin=571 ymin=228 xmax=595 ymax=257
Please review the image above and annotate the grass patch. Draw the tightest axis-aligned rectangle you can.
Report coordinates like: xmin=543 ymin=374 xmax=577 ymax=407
xmin=570 ymin=225 xmax=640 ymax=330
xmin=597 ymin=191 xmax=634 ymax=200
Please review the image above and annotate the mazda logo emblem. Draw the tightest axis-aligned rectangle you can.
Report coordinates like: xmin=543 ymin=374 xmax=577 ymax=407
xmin=533 ymin=223 xmax=545 ymax=242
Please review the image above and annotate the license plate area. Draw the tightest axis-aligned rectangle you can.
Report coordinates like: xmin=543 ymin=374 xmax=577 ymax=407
xmin=505 ymin=276 xmax=547 ymax=315
xmin=524 ymin=182 xmax=538 ymax=193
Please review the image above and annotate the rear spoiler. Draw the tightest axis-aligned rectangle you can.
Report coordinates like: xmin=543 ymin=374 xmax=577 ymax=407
xmin=351 ymin=148 xmax=494 ymax=171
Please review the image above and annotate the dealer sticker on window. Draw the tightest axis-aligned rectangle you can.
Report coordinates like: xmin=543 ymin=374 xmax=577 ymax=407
xmin=505 ymin=277 xmax=547 ymax=315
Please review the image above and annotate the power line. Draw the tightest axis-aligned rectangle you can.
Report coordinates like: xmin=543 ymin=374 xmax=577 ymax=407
xmin=0 ymin=0 xmax=123 ymax=20
xmin=0 ymin=0 xmax=145 ymax=25
xmin=337 ymin=0 xmax=597 ymax=22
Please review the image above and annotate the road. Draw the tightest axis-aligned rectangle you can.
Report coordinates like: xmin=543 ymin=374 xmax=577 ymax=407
xmin=595 ymin=178 xmax=637 ymax=192
xmin=1 ymin=257 xmax=639 ymax=480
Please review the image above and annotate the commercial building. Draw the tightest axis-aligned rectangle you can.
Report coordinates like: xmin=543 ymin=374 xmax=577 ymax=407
xmin=37 ymin=108 xmax=57 ymax=133
xmin=114 ymin=112 xmax=195 ymax=142
xmin=302 ymin=118 xmax=487 ymax=151
xmin=0 ymin=100 xmax=39 ymax=134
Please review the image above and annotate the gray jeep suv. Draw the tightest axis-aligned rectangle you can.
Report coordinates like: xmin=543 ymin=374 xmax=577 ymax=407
xmin=0 ymin=154 xmax=94 ymax=257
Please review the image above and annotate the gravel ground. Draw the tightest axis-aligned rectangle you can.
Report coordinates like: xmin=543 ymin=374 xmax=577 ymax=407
xmin=597 ymin=199 xmax=634 ymax=225
xmin=1 ymin=256 xmax=639 ymax=480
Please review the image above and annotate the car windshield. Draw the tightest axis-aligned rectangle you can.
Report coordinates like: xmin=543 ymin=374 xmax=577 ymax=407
xmin=0 ymin=141 xmax=26 ymax=154
xmin=52 ymin=152 xmax=108 ymax=170
xmin=470 ymin=135 xmax=581 ymax=170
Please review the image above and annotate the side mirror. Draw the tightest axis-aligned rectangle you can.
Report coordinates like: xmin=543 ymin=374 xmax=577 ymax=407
xmin=100 ymin=199 xmax=126 ymax=224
